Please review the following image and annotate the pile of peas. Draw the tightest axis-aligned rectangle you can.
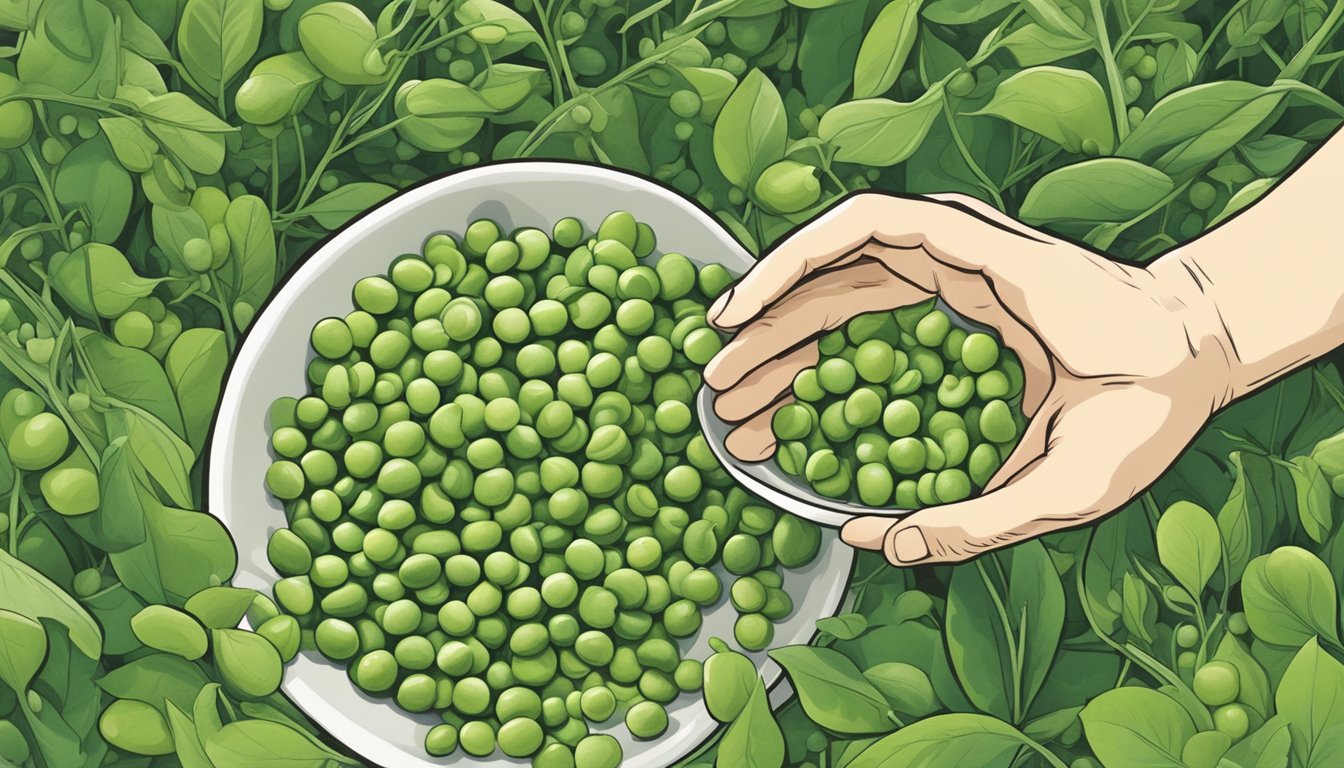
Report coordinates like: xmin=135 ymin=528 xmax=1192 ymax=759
xmin=770 ymin=301 xmax=1028 ymax=508
xmin=261 ymin=211 xmax=823 ymax=765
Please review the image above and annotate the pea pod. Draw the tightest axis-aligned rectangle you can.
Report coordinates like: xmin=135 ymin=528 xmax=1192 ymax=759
xmin=702 ymin=637 xmax=758 ymax=723
xmin=297 ymin=3 xmax=386 ymax=86
xmin=754 ymin=160 xmax=821 ymax=214
xmin=235 ymin=53 xmax=323 ymax=126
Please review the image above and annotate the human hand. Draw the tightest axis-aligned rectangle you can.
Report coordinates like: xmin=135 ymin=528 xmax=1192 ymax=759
xmin=703 ymin=192 xmax=1234 ymax=565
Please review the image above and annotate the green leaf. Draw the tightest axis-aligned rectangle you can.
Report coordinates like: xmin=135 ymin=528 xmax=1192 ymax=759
xmin=1288 ymin=456 xmax=1333 ymax=543
xmin=221 ymin=194 xmax=278 ymax=311
xmin=1218 ymin=452 xmax=1258 ymax=584
xmin=0 ymin=548 xmax=101 ymax=658
xmin=996 ymin=23 xmax=1093 ymax=66
xmin=1120 ymin=571 xmax=1156 ymax=645
xmin=297 ymin=183 xmax=396 ymax=229
xmin=852 ymin=0 xmax=922 ymax=99
xmin=713 ymin=69 xmax=787 ymax=188
xmin=152 ymin=203 xmax=211 ymax=272
xmin=110 ymin=496 xmax=236 ymax=605
xmin=973 ymin=67 xmax=1113 ymax=154
xmin=49 ymin=244 xmax=164 ymax=320
xmin=1156 ymin=500 xmax=1221 ymax=598
xmin=404 ymin=78 xmax=498 ymax=117
xmin=863 ymin=662 xmax=937 ymax=717
xmin=165 ymin=700 xmax=214 ymax=768
xmin=1019 ymin=158 xmax=1173 ymax=224
xmin=15 ymin=0 xmax=117 ymax=97
xmin=99 ymin=116 xmax=160 ymax=173
xmin=96 ymin=652 xmax=211 ymax=716
xmin=1276 ymin=638 xmax=1344 ymax=767
xmin=847 ymin=713 xmax=1027 ymax=767
xmin=819 ymin=85 xmax=944 ymax=166
xmin=164 ymin=329 xmax=227 ymax=449
xmin=77 ymin=329 xmax=185 ymax=435
xmin=1241 ymin=546 xmax=1341 ymax=648
xmin=797 ymin=2 xmax=865 ymax=106
xmin=1145 ymin=39 xmax=1195 ymax=100
xmin=1212 ymin=633 xmax=1271 ymax=719
xmin=1219 ymin=716 xmax=1290 ymax=768
xmin=206 ymin=719 xmax=356 ymax=766
xmin=1238 ymin=134 xmax=1306 ymax=176
xmin=1117 ymin=81 xmax=1288 ymax=177
xmin=0 ymin=610 xmax=47 ymax=692
xmin=768 ymin=646 xmax=894 ymax=734
xmin=715 ymin=680 xmax=785 ymax=768
xmin=1080 ymin=687 xmax=1195 ymax=768
xmin=117 ymin=408 xmax=197 ymax=509
xmin=474 ymin=63 xmax=545 ymax=112
xmin=680 ymin=66 xmax=739 ymax=121
xmin=921 ymin=0 xmax=1013 ymax=24
xmin=1019 ymin=0 xmax=1086 ymax=38
xmin=53 ymin=135 xmax=133 ymax=243
xmin=945 ymin=539 xmax=1063 ymax=721
xmin=139 ymin=92 xmax=234 ymax=175
xmin=453 ymin=0 xmax=542 ymax=58
xmin=816 ymin=613 xmax=868 ymax=640
xmin=64 ymin=436 xmax=149 ymax=552
xmin=185 ymin=586 xmax=258 ymax=629
xmin=177 ymin=0 xmax=263 ymax=97
xmin=1022 ymin=706 xmax=1082 ymax=743
xmin=1209 ymin=178 xmax=1276 ymax=227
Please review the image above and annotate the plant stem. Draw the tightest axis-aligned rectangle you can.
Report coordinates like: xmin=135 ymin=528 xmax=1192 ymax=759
xmin=1090 ymin=0 xmax=1131 ymax=143
xmin=940 ymin=100 xmax=1006 ymax=210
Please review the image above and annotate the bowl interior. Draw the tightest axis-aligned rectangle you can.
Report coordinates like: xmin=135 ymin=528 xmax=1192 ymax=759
xmin=698 ymin=299 xmax=998 ymax=527
xmin=207 ymin=162 xmax=855 ymax=768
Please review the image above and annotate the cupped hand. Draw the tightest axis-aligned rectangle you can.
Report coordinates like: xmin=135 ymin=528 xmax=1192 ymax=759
xmin=703 ymin=191 xmax=1234 ymax=565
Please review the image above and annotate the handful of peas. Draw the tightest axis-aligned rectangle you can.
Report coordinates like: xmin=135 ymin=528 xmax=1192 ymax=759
xmin=260 ymin=211 xmax=823 ymax=765
xmin=771 ymin=301 xmax=1028 ymax=508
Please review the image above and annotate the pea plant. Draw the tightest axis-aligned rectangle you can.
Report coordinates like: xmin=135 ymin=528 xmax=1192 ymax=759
xmin=0 ymin=0 xmax=1341 ymax=766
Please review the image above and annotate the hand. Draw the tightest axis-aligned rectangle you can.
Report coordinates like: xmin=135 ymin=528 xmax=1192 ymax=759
xmin=704 ymin=191 xmax=1234 ymax=565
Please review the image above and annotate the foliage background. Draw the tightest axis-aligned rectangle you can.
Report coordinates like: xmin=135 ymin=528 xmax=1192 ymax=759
xmin=1 ymin=0 xmax=1343 ymax=766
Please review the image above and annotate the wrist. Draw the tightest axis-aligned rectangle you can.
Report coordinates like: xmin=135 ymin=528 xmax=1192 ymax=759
xmin=1145 ymin=246 xmax=1241 ymax=412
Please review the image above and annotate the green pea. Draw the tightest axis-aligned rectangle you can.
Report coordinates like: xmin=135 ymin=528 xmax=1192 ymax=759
xmin=425 ymin=723 xmax=459 ymax=757
xmin=626 ymin=700 xmax=669 ymax=739
xmin=961 ymin=332 xmax=1000 ymax=373
xmin=574 ymin=734 xmax=622 ymax=768
xmin=496 ymin=717 xmax=543 ymax=757
xmin=980 ymin=399 xmax=1018 ymax=443
xmin=969 ymin=442 xmax=1002 ymax=486
xmin=734 ymin=613 xmax=774 ymax=651
xmin=721 ymin=533 xmax=761 ymax=574
xmin=458 ymin=720 xmax=496 ymax=757
xmin=882 ymin=399 xmax=920 ymax=437
xmin=914 ymin=309 xmax=951 ymax=347
xmin=266 ymin=529 xmax=313 ymax=577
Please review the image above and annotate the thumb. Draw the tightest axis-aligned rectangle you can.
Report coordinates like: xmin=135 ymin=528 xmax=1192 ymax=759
xmin=840 ymin=515 xmax=935 ymax=565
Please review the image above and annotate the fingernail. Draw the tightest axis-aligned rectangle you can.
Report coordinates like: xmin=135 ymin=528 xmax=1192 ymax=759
xmin=891 ymin=526 xmax=929 ymax=563
xmin=708 ymin=288 xmax=734 ymax=327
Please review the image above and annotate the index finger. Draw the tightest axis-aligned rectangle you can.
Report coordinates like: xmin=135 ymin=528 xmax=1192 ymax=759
xmin=709 ymin=194 xmax=894 ymax=330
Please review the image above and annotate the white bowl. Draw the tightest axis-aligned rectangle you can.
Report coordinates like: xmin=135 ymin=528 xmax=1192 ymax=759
xmin=207 ymin=162 xmax=855 ymax=768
